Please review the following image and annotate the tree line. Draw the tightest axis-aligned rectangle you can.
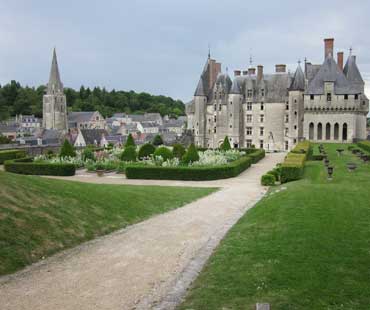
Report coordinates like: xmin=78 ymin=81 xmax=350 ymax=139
xmin=0 ymin=80 xmax=185 ymax=121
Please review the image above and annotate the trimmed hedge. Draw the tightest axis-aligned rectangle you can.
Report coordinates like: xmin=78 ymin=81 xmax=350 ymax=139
xmin=248 ymin=149 xmax=265 ymax=163
xmin=261 ymin=173 xmax=275 ymax=186
xmin=291 ymin=140 xmax=312 ymax=159
xmin=357 ymin=141 xmax=370 ymax=153
xmin=280 ymin=153 xmax=306 ymax=183
xmin=4 ymin=158 xmax=76 ymax=176
xmin=125 ymin=149 xmax=265 ymax=181
xmin=0 ymin=150 xmax=26 ymax=164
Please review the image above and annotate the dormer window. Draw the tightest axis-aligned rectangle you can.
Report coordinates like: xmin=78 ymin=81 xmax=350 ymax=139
xmin=327 ymin=93 xmax=332 ymax=102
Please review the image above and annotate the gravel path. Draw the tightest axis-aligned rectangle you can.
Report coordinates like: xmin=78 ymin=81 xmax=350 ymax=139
xmin=0 ymin=153 xmax=285 ymax=310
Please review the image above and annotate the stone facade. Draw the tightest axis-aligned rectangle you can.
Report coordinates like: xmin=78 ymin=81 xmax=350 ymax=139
xmin=187 ymin=38 xmax=369 ymax=151
xmin=42 ymin=48 xmax=68 ymax=131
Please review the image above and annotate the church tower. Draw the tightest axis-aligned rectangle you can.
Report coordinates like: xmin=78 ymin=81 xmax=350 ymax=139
xmin=43 ymin=48 xmax=68 ymax=131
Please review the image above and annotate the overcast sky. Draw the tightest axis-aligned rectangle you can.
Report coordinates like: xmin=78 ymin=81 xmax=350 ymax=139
xmin=0 ymin=0 xmax=370 ymax=103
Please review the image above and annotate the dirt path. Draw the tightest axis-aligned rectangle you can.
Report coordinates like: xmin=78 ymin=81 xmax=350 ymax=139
xmin=0 ymin=153 xmax=285 ymax=310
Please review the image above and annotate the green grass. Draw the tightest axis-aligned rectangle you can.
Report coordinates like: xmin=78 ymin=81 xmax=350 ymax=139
xmin=179 ymin=143 xmax=370 ymax=310
xmin=0 ymin=172 xmax=216 ymax=276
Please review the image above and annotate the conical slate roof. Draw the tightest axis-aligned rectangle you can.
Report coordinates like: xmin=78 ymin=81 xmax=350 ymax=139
xmin=306 ymin=54 xmax=353 ymax=95
xmin=343 ymin=55 xmax=364 ymax=85
xmin=289 ymin=64 xmax=305 ymax=91
xmin=194 ymin=77 xmax=206 ymax=96
xmin=215 ymin=73 xmax=232 ymax=93
xmin=47 ymin=48 xmax=64 ymax=94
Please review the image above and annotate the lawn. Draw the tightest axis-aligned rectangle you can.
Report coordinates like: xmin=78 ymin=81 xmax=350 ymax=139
xmin=0 ymin=171 xmax=216 ymax=276
xmin=179 ymin=143 xmax=370 ymax=310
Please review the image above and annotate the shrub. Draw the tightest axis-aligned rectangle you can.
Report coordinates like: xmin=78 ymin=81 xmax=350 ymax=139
xmin=182 ymin=143 xmax=199 ymax=164
xmin=120 ymin=146 xmax=137 ymax=162
xmin=138 ymin=143 xmax=156 ymax=160
xmin=82 ymin=148 xmax=95 ymax=161
xmin=172 ymin=143 xmax=186 ymax=159
xmin=126 ymin=155 xmax=252 ymax=181
xmin=261 ymin=174 xmax=276 ymax=186
xmin=60 ymin=139 xmax=76 ymax=158
xmin=267 ymin=169 xmax=280 ymax=182
xmin=154 ymin=146 xmax=173 ymax=161
xmin=152 ymin=134 xmax=164 ymax=146
xmin=280 ymin=153 xmax=306 ymax=183
xmin=220 ymin=136 xmax=231 ymax=151
xmin=357 ymin=141 xmax=370 ymax=153
xmin=0 ymin=150 xmax=26 ymax=164
xmin=125 ymin=134 xmax=135 ymax=148
xmin=4 ymin=158 xmax=75 ymax=176
xmin=0 ymin=134 xmax=11 ymax=144
xmin=248 ymin=149 xmax=265 ymax=163
xmin=291 ymin=141 xmax=312 ymax=159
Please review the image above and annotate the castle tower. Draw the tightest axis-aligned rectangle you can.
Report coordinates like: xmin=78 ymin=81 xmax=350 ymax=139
xmin=43 ymin=48 xmax=68 ymax=131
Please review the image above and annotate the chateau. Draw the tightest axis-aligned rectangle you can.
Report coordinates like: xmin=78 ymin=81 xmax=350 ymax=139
xmin=186 ymin=38 xmax=369 ymax=151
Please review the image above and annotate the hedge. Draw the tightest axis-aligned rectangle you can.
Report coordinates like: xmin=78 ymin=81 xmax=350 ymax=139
xmin=291 ymin=140 xmax=312 ymax=159
xmin=4 ymin=158 xmax=76 ymax=176
xmin=248 ymin=149 xmax=265 ymax=163
xmin=280 ymin=153 xmax=306 ymax=183
xmin=0 ymin=150 xmax=26 ymax=164
xmin=261 ymin=173 xmax=275 ymax=186
xmin=125 ymin=149 xmax=265 ymax=181
xmin=357 ymin=141 xmax=370 ymax=153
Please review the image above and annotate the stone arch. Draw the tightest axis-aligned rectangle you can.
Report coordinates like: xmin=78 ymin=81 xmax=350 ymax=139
xmin=309 ymin=122 xmax=314 ymax=140
xmin=326 ymin=123 xmax=331 ymax=140
xmin=317 ymin=123 xmax=323 ymax=140
xmin=334 ymin=123 xmax=339 ymax=140
xmin=342 ymin=123 xmax=348 ymax=141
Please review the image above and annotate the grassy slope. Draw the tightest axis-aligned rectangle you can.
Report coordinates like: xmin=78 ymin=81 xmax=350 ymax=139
xmin=0 ymin=172 xmax=216 ymax=276
xmin=180 ymin=144 xmax=370 ymax=310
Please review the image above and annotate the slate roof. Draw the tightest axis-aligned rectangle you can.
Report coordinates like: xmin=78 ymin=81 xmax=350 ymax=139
xmin=68 ymin=112 xmax=96 ymax=123
xmin=215 ymin=73 xmax=232 ymax=92
xmin=47 ymin=48 xmax=63 ymax=94
xmin=140 ymin=121 xmax=158 ymax=128
xmin=80 ymin=129 xmax=108 ymax=145
xmin=194 ymin=77 xmax=206 ymax=96
xmin=0 ymin=124 xmax=18 ymax=132
xmin=306 ymin=54 xmax=355 ymax=95
xmin=289 ymin=64 xmax=305 ymax=91
xmin=343 ymin=55 xmax=364 ymax=93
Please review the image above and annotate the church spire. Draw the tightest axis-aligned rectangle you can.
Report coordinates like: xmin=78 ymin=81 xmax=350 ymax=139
xmin=47 ymin=48 xmax=63 ymax=94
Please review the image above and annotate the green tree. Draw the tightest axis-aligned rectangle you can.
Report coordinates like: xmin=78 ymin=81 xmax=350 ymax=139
xmin=172 ymin=143 xmax=185 ymax=159
xmin=60 ymin=139 xmax=76 ymax=158
xmin=125 ymin=134 xmax=135 ymax=147
xmin=120 ymin=146 xmax=137 ymax=162
xmin=152 ymin=134 xmax=163 ymax=146
xmin=182 ymin=143 xmax=199 ymax=164
xmin=220 ymin=136 xmax=231 ymax=151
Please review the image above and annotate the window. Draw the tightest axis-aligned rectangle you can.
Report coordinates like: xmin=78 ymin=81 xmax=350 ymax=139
xmin=259 ymin=140 xmax=264 ymax=149
xmin=214 ymin=116 xmax=216 ymax=122
xmin=285 ymin=127 xmax=289 ymax=136
xmin=310 ymin=95 xmax=314 ymax=100
xmin=294 ymin=125 xmax=297 ymax=130
xmin=230 ymin=113 xmax=233 ymax=117
xmin=247 ymin=114 xmax=252 ymax=123
xmin=285 ymin=115 xmax=289 ymax=123
xmin=214 ymin=104 xmax=216 ymax=111
xmin=260 ymin=127 xmax=264 ymax=136
xmin=213 ymin=127 xmax=216 ymax=133
xmin=261 ymin=103 xmax=264 ymax=110
xmin=327 ymin=93 xmax=332 ymax=102
xmin=294 ymin=111 xmax=297 ymax=116
xmin=247 ymin=89 xmax=253 ymax=97
xmin=219 ymin=105 xmax=222 ymax=111
xmin=230 ymin=101 xmax=233 ymax=105
xmin=286 ymin=103 xmax=289 ymax=110
xmin=247 ymin=102 xmax=252 ymax=111
xmin=246 ymin=127 xmax=252 ymax=135
xmin=261 ymin=89 xmax=265 ymax=97
xmin=293 ymin=138 xmax=297 ymax=144
xmin=344 ymin=94 xmax=348 ymax=100
xmin=230 ymin=125 xmax=232 ymax=128
xmin=285 ymin=141 xmax=289 ymax=151
xmin=246 ymin=139 xmax=252 ymax=148
xmin=355 ymin=94 xmax=359 ymax=100
xmin=260 ymin=114 xmax=264 ymax=123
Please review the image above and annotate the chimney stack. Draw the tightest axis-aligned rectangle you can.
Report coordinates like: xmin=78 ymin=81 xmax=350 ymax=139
xmin=257 ymin=65 xmax=263 ymax=80
xmin=324 ymin=38 xmax=334 ymax=58
xmin=234 ymin=70 xmax=241 ymax=77
xmin=337 ymin=52 xmax=344 ymax=70
xmin=242 ymin=70 xmax=248 ymax=76
xmin=248 ymin=67 xmax=256 ymax=75
xmin=275 ymin=64 xmax=286 ymax=73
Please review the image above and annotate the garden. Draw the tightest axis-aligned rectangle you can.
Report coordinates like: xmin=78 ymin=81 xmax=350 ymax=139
xmin=3 ymin=134 xmax=265 ymax=180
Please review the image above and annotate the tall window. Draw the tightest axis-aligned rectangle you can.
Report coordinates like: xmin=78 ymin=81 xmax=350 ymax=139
xmin=260 ymin=114 xmax=264 ymax=123
xmin=261 ymin=89 xmax=265 ymax=97
xmin=246 ymin=139 xmax=252 ymax=148
xmin=285 ymin=115 xmax=289 ymax=123
xmin=285 ymin=127 xmax=289 ymax=136
xmin=309 ymin=122 xmax=314 ymax=140
xmin=246 ymin=127 xmax=252 ymax=135
xmin=259 ymin=140 xmax=264 ymax=149
xmin=285 ymin=141 xmax=289 ymax=151
xmin=247 ymin=89 xmax=253 ymax=97
xmin=247 ymin=102 xmax=252 ymax=111
xmin=310 ymin=95 xmax=314 ymax=100
xmin=261 ymin=103 xmax=264 ymax=110
xmin=260 ymin=127 xmax=264 ymax=136
xmin=286 ymin=102 xmax=289 ymax=110
xmin=247 ymin=114 xmax=252 ymax=123
xmin=317 ymin=123 xmax=323 ymax=140
xmin=327 ymin=93 xmax=332 ymax=102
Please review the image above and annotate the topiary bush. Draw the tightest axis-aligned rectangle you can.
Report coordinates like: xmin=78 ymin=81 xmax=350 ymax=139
xmin=60 ymin=139 xmax=76 ymax=158
xmin=172 ymin=143 xmax=186 ymax=159
xmin=0 ymin=150 xmax=26 ymax=164
xmin=267 ymin=169 xmax=280 ymax=182
xmin=261 ymin=173 xmax=276 ymax=186
xmin=120 ymin=146 xmax=137 ymax=162
xmin=138 ymin=143 xmax=156 ymax=160
xmin=153 ymin=146 xmax=173 ymax=161
xmin=182 ymin=143 xmax=200 ymax=164
xmin=220 ymin=136 xmax=231 ymax=151
xmin=125 ymin=134 xmax=135 ymax=148
xmin=152 ymin=134 xmax=164 ymax=146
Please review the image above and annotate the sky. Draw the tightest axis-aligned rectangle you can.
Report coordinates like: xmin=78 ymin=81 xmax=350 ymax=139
xmin=0 ymin=0 xmax=370 ymax=104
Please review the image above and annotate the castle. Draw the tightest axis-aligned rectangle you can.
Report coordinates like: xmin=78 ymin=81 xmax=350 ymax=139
xmin=42 ymin=48 xmax=68 ymax=131
xmin=186 ymin=38 xmax=369 ymax=151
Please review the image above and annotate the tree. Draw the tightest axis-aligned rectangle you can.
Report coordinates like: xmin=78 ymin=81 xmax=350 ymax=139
xmin=154 ymin=146 xmax=173 ymax=161
xmin=60 ymin=139 xmax=76 ymax=158
xmin=138 ymin=143 xmax=156 ymax=159
xmin=152 ymin=134 xmax=163 ymax=146
xmin=172 ymin=143 xmax=185 ymax=159
xmin=0 ymin=134 xmax=11 ymax=144
xmin=125 ymin=133 xmax=135 ymax=147
xmin=220 ymin=136 xmax=231 ymax=151
xmin=182 ymin=143 xmax=199 ymax=164
xmin=120 ymin=146 xmax=137 ymax=162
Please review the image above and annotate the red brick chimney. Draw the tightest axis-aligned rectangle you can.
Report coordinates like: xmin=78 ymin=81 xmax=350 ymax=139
xmin=257 ymin=65 xmax=263 ymax=80
xmin=324 ymin=38 xmax=334 ymax=58
xmin=337 ymin=52 xmax=344 ymax=70
xmin=275 ymin=64 xmax=286 ymax=73
xmin=248 ymin=67 xmax=256 ymax=75
xmin=234 ymin=70 xmax=241 ymax=77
